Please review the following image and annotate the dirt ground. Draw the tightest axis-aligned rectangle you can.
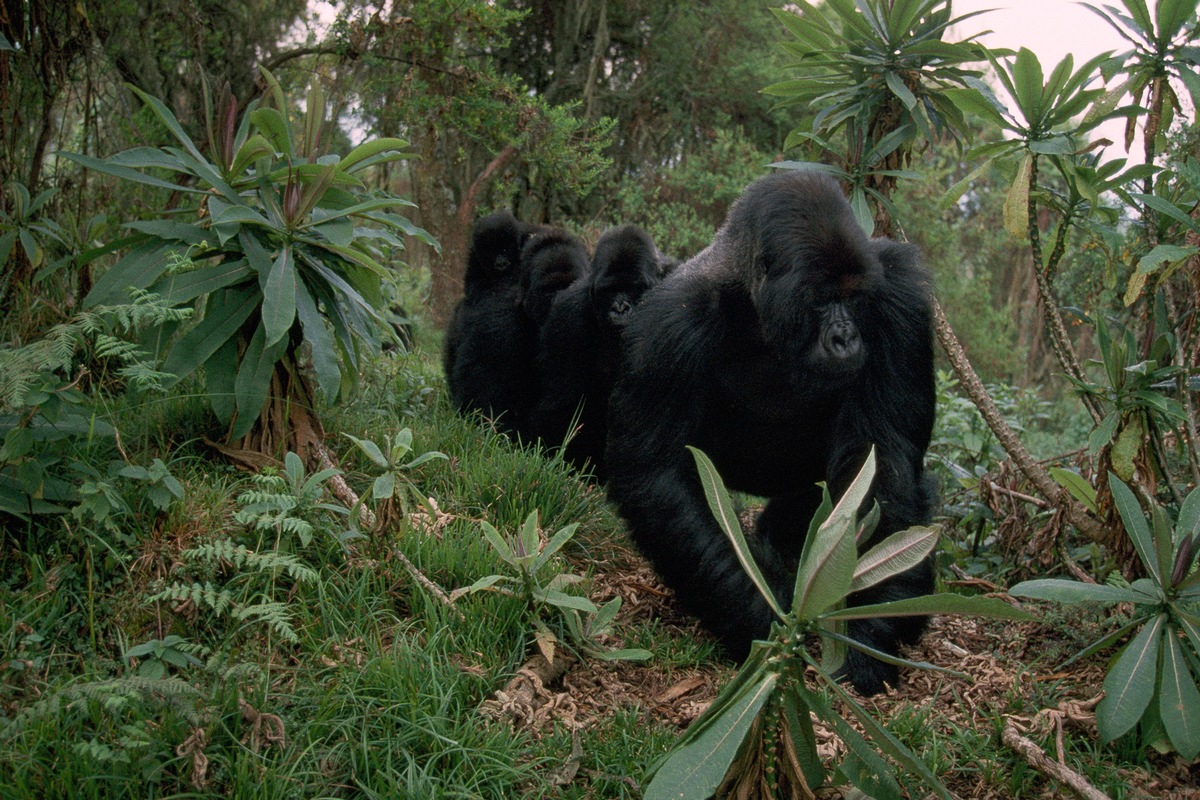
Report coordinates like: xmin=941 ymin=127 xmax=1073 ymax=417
xmin=492 ymin=536 xmax=1200 ymax=799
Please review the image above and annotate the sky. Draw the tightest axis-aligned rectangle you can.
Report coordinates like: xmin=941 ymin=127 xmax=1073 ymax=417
xmin=950 ymin=0 xmax=1139 ymax=155
xmin=951 ymin=0 xmax=1129 ymax=63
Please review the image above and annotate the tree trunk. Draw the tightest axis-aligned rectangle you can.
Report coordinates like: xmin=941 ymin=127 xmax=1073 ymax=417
xmin=426 ymin=144 xmax=521 ymax=327
xmin=933 ymin=297 xmax=1110 ymax=546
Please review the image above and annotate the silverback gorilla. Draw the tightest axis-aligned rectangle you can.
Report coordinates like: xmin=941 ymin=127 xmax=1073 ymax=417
xmin=443 ymin=210 xmax=588 ymax=440
xmin=605 ymin=171 xmax=936 ymax=695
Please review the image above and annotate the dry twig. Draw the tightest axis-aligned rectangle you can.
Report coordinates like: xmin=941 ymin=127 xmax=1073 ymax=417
xmin=1001 ymin=719 xmax=1112 ymax=800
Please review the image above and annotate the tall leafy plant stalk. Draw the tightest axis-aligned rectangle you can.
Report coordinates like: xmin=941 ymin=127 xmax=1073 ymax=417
xmin=643 ymin=448 xmax=1032 ymax=800
xmin=1010 ymin=477 xmax=1200 ymax=760
xmin=765 ymin=0 xmax=989 ymax=236
xmin=65 ymin=70 xmax=435 ymax=463
xmin=1086 ymin=0 xmax=1200 ymax=486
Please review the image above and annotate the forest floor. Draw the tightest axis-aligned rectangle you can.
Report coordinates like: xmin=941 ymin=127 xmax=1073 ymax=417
xmin=498 ymin=529 xmax=1200 ymax=799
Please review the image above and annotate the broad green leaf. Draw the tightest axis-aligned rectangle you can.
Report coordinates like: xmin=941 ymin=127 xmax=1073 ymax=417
xmin=592 ymin=647 xmax=653 ymax=662
xmin=533 ymin=523 xmax=581 ymax=572
xmin=1003 ymin=153 xmax=1032 ymax=239
xmin=295 ymin=163 xmax=338 ymax=221
xmin=262 ymin=245 xmax=297 ymax=347
xmin=1059 ymin=616 xmax=1151 ymax=670
xmin=1178 ymin=486 xmax=1200 ymax=549
xmin=1009 ymin=47 xmax=1046 ymax=123
xmin=212 ymin=203 xmax=273 ymax=229
xmin=1089 ymin=412 xmax=1120 ymax=457
xmin=61 ymin=152 xmax=200 ymax=195
xmin=793 ymin=449 xmax=875 ymax=618
xmin=313 ymin=241 xmax=391 ymax=280
xmin=819 ymin=629 xmax=969 ymax=677
xmin=1176 ymin=609 xmax=1200 ymax=657
xmin=643 ymin=670 xmax=778 ymax=800
xmin=850 ymin=525 xmax=939 ymax=593
xmin=464 ymin=574 xmax=507 ymax=594
xmin=1008 ymin=578 xmax=1139 ymax=605
xmin=402 ymin=451 xmax=447 ymax=470
xmin=782 ymin=689 xmax=825 ymax=789
xmin=161 ymin=285 xmax=258 ymax=385
xmin=123 ymin=220 xmax=213 ymax=246
xmin=303 ymin=80 xmax=325 ymax=160
xmin=1137 ymin=244 xmax=1198 ymax=275
xmin=945 ymin=86 xmax=1009 ymax=128
xmin=229 ymin=133 xmax=274 ymax=178
xmin=339 ymin=137 xmax=410 ymax=172
xmin=249 ymin=107 xmax=293 ymax=158
xmin=1152 ymin=506 xmax=1176 ymax=591
xmin=666 ymin=644 xmax=772 ymax=748
xmin=1159 ymin=626 xmax=1200 ymax=760
xmin=821 ymin=593 xmax=1035 ymax=621
xmin=295 ymin=279 xmax=342 ymax=404
xmin=205 ymin=335 xmax=238 ymax=423
xmin=688 ymin=446 xmax=784 ymax=618
xmin=1048 ymin=467 xmax=1098 ymax=513
xmin=126 ymin=85 xmax=207 ymax=167
xmin=311 ymin=217 xmax=354 ymax=248
xmin=884 ymin=71 xmax=917 ymax=110
xmin=1110 ymin=472 xmax=1161 ymax=583
xmin=344 ymin=433 xmax=387 ymax=468
xmin=372 ymin=471 xmax=396 ymax=500
xmin=230 ymin=320 xmax=287 ymax=439
xmin=850 ymin=187 xmax=873 ymax=236
xmin=85 ymin=238 xmax=181 ymax=307
xmin=537 ymin=589 xmax=599 ymax=614
xmin=480 ymin=521 xmax=513 ymax=564
xmin=145 ymin=259 xmax=252 ymax=306
xmin=240 ymin=229 xmax=276 ymax=279
xmin=1098 ymin=614 xmax=1164 ymax=743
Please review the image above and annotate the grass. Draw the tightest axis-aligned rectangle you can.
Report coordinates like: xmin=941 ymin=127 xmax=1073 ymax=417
xmin=0 ymin=328 xmax=1192 ymax=799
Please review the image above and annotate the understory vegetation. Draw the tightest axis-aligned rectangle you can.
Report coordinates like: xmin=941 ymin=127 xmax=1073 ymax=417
xmin=2 ymin=0 xmax=1200 ymax=798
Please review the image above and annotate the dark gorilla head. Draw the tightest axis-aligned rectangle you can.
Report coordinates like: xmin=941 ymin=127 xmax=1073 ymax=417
xmin=719 ymin=171 xmax=885 ymax=386
xmin=464 ymin=209 xmax=542 ymax=296
xmin=589 ymin=225 xmax=663 ymax=330
xmin=519 ymin=229 xmax=590 ymax=324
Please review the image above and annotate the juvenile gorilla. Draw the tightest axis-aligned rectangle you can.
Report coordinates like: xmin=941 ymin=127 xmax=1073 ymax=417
xmin=605 ymin=171 xmax=936 ymax=695
xmin=443 ymin=210 xmax=588 ymax=439
xmin=530 ymin=225 xmax=664 ymax=477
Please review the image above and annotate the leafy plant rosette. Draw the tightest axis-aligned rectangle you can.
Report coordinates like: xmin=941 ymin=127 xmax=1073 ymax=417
xmin=64 ymin=70 xmax=434 ymax=451
xmin=1009 ymin=475 xmax=1200 ymax=760
xmin=644 ymin=447 xmax=1033 ymax=800
xmin=459 ymin=510 xmax=652 ymax=664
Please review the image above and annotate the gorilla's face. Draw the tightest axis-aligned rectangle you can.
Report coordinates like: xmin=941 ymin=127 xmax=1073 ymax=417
xmin=589 ymin=226 xmax=662 ymax=330
xmin=464 ymin=210 xmax=538 ymax=292
xmin=754 ymin=233 xmax=880 ymax=389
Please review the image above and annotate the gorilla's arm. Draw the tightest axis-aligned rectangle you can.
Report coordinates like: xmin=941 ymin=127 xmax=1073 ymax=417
xmin=823 ymin=239 xmax=937 ymax=692
xmin=606 ymin=282 xmax=789 ymax=657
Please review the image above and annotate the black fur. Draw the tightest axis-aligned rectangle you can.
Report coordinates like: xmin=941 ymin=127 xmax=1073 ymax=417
xmin=443 ymin=210 xmax=587 ymax=439
xmin=530 ymin=225 xmax=663 ymax=477
xmin=605 ymin=171 xmax=936 ymax=695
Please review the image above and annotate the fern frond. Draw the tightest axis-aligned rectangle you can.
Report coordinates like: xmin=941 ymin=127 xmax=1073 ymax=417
xmin=145 ymin=581 xmax=234 ymax=616
xmin=2 ymin=675 xmax=202 ymax=734
xmin=182 ymin=539 xmax=317 ymax=583
xmin=234 ymin=602 xmax=299 ymax=643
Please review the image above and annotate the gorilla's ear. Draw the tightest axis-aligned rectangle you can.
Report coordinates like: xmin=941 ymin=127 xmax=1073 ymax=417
xmin=869 ymin=238 xmax=921 ymax=271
